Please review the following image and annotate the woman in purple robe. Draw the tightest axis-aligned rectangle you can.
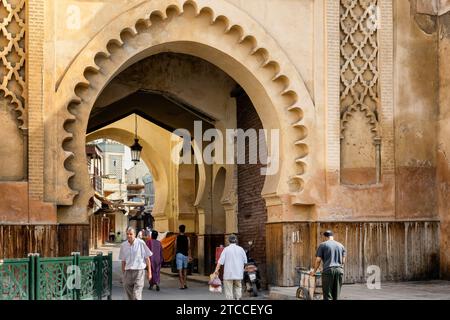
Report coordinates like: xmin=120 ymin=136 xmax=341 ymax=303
xmin=146 ymin=230 xmax=164 ymax=291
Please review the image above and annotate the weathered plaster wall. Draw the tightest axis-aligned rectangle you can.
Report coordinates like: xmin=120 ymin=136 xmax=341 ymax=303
xmin=320 ymin=1 xmax=440 ymax=222
xmin=97 ymin=52 xmax=236 ymax=123
xmin=340 ymin=109 xmax=377 ymax=185
xmin=53 ymin=0 xmax=144 ymax=84
xmin=226 ymin=0 xmax=314 ymax=95
xmin=0 ymin=103 xmax=24 ymax=181
xmin=53 ymin=0 xmax=314 ymax=97
xmin=321 ymin=0 xmax=395 ymax=221
xmin=394 ymin=0 xmax=439 ymax=220
xmin=178 ymin=164 xmax=197 ymax=226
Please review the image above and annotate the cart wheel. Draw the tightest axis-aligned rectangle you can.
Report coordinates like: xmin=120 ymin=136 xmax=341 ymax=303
xmin=313 ymin=294 xmax=322 ymax=300
xmin=296 ymin=287 xmax=311 ymax=300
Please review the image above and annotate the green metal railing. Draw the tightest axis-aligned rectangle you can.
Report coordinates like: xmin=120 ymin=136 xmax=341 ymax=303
xmin=0 ymin=252 xmax=112 ymax=300
xmin=0 ymin=256 xmax=32 ymax=300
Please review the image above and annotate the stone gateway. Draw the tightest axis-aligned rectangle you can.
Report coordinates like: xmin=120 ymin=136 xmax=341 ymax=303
xmin=0 ymin=0 xmax=448 ymax=286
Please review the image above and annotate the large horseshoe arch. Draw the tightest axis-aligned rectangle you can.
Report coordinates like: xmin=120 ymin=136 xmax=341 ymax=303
xmin=51 ymin=0 xmax=316 ymax=222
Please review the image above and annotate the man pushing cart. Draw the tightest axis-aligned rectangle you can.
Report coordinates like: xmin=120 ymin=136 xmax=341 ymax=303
xmin=298 ymin=230 xmax=346 ymax=300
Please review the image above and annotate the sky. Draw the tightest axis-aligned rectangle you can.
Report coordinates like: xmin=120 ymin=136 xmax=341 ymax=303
xmin=123 ymin=146 xmax=134 ymax=170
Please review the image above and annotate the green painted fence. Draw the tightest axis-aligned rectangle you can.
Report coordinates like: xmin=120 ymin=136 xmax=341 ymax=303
xmin=0 ymin=252 xmax=112 ymax=300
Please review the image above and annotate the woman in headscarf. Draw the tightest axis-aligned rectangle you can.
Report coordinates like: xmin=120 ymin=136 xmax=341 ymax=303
xmin=146 ymin=230 xmax=164 ymax=291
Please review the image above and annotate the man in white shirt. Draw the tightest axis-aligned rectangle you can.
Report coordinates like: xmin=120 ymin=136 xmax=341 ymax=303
xmin=214 ymin=234 xmax=247 ymax=300
xmin=119 ymin=227 xmax=153 ymax=300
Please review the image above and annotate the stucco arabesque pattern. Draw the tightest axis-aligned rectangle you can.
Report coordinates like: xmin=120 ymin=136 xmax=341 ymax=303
xmin=0 ymin=0 xmax=26 ymax=129
xmin=56 ymin=0 xmax=312 ymax=206
xmin=340 ymin=0 xmax=380 ymax=141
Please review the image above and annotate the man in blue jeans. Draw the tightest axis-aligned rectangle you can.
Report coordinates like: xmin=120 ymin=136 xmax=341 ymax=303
xmin=174 ymin=224 xmax=191 ymax=289
xmin=310 ymin=230 xmax=346 ymax=300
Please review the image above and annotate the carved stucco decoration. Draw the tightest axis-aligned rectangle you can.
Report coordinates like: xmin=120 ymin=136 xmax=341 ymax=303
xmin=0 ymin=0 xmax=26 ymax=129
xmin=55 ymin=0 xmax=316 ymax=212
xmin=340 ymin=0 xmax=380 ymax=140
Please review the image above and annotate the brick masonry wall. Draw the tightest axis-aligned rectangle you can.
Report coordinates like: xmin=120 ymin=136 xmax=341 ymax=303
xmin=326 ymin=0 xmax=341 ymax=173
xmin=28 ymin=0 xmax=45 ymax=201
xmin=236 ymin=93 xmax=268 ymax=286
xmin=379 ymin=0 xmax=395 ymax=174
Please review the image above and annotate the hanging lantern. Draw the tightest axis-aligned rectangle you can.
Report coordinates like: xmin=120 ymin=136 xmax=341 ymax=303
xmin=130 ymin=114 xmax=142 ymax=164
xmin=130 ymin=138 xmax=142 ymax=165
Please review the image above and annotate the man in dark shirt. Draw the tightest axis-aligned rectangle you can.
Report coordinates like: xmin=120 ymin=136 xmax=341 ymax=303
xmin=310 ymin=230 xmax=346 ymax=300
xmin=174 ymin=224 xmax=191 ymax=289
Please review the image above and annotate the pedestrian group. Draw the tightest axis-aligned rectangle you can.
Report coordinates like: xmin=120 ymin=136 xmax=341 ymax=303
xmin=119 ymin=225 xmax=346 ymax=300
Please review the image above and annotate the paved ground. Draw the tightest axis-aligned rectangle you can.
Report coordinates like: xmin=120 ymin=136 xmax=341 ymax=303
xmin=269 ymin=281 xmax=450 ymax=300
xmin=93 ymin=243 xmax=450 ymax=300
xmin=111 ymin=272 xmax=269 ymax=300
xmin=93 ymin=243 xmax=268 ymax=300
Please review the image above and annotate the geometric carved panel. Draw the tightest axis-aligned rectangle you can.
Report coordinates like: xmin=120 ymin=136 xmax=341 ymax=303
xmin=340 ymin=0 xmax=380 ymax=185
xmin=0 ymin=0 xmax=26 ymax=128
xmin=340 ymin=0 xmax=379 ymax=129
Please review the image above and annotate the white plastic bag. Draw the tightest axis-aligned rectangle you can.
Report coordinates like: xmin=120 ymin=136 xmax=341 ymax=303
xmin=208 ymin=273 xmax=222 ymax=293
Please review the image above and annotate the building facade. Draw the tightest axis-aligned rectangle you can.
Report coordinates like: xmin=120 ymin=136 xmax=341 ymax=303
xmin=0 ymin=0 xmax=449 ymax=285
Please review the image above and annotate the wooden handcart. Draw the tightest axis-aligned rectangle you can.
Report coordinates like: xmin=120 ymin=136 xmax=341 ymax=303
xmin=295 ymin=267 xmax=323 ymax=300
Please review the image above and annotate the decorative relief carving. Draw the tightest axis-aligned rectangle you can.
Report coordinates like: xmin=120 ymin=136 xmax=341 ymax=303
xmin=340 ymin=0 xmax=379 ymax=138
xmin=340 ymin=0 xmax=381 ymax=184
xmin=0 ymin=0 xmax=26 ymax=129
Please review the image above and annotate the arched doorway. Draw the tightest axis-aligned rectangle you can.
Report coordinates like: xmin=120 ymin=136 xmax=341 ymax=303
xmin=51 ymin=0 xmax=316 ymax=284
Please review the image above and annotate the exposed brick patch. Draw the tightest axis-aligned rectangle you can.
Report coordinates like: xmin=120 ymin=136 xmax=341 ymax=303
xmin=236 ymin=93 xmax=267 ymax=286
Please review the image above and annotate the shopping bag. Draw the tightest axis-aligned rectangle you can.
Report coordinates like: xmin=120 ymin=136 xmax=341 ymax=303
xmin=209 ymin=285 xmax=222 ymax=293
xmin=208 ymin=274 xmax=222 ymax=293
xmin=208 ymin=274 xmax=222 ymax=286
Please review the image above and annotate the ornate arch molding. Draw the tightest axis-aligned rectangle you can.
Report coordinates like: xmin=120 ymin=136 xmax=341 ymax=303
xmin=55 ymin=0 xmax=315 ymax=213
xmin=340 ymin=103 xmax=380 ymax=141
